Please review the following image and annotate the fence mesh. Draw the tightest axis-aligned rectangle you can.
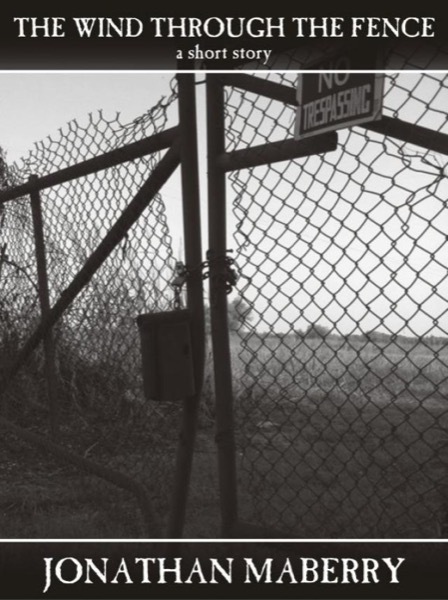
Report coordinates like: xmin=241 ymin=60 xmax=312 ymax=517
xmin=2 ymin=61 xmax=448 ymax=540
xmin=225 ymin=69 xmax=448 ymax=537
xmin=0 ymin=79 xmax=185 ymax=537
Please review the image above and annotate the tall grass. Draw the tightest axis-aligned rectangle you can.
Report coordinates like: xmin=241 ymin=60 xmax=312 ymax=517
xmin=232 ymin=332 xmax=448 ymax=537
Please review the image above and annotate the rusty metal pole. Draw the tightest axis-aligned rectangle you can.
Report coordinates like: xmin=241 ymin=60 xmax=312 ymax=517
xmin=206 ymin=75 xmax=239 ymax=537
xmin=29 ymin=177 xmax=59 ymax=437
xmin=167 ymin=73 xmax=205 ymax=538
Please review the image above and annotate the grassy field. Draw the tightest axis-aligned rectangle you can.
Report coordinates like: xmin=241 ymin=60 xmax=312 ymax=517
xmin=1 ymin=328 xmax=448 ymax=539
xmin=232 ymin=333 xmax=448 ymax=538
xmin=0 ymin=426 xmax=220 ymax=538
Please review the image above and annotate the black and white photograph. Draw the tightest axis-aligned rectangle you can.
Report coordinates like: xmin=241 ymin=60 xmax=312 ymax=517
xmin=1 ymin=8 xmax=448 ymax=599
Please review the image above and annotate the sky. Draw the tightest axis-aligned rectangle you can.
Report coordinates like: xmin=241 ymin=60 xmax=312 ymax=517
xmin=0 ymin=72 xmax=175 ymax=162
xmin=0 ymin=71 xmax=211 ymax=318
xmin=0 ymin=71 xmax=200 ymax=270
xmin=2 ymin=70 xmax=448 ymax=338
xmin=224 ymin=71 xmax=448 ymax=337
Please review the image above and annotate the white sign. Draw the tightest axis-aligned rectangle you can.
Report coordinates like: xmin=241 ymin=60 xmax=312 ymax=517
xmin=295 ymin=52 xmax=384 ymax=139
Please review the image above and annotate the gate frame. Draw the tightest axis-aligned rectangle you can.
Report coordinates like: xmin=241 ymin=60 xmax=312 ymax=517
xmin=167 ymin=74 xmax=205 ymax=538
xmin=0 ymin=73 xmax=205 ymax=539
xmin=3 ymin=71 xmax=448 ymax=539
xmin=206 ymin=71 xmax=448 ymax=538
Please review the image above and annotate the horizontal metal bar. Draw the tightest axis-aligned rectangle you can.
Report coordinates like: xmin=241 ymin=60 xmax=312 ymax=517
xmin=220 ymin=73 xmax=448 ymax=156
xmin=363 ymin=115 xmax=448 ymax=156
xmin=0 ymin=126 xmax=179 ymax=205
xmin=219 ymin=73 xmax=297 ymax=106
xmin=217 ymin=133 xmax=338 ymax=172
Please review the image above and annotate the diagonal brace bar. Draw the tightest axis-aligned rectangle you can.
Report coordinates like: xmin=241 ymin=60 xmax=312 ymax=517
xmin=1 ymin=142 xmax=180 ymax=393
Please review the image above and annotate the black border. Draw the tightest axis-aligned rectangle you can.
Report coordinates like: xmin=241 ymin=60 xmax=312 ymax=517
xmin=1 ymin=4 xmax=448 ymax=600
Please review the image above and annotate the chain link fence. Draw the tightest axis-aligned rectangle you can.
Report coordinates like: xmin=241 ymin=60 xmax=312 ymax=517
xmin=0 ymin=79 xmax=188 ymax=537
xmin=2 ymin=61 xmax=448 ymax=540
xmin=225 ymin=65 xmax=448 ymax=537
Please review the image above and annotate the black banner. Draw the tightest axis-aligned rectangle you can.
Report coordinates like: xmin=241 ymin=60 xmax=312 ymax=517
xmin=0 ymin=4 xmax=446 ymax=69
xmin=0 ymin=541 xmax=446 ymax=599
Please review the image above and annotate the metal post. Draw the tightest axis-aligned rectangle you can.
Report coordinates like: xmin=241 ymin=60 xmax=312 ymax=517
xmin=167 ymin=73 xmax=205 ymax=538
xmin=30 ymin=177 xmax=59 ymax=437
xmin=206 ymin=75 xmax=239 ymax=536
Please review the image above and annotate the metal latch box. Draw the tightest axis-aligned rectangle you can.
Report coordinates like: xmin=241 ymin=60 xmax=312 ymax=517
xmin=136 ymin=310 xmax=195 ymax=402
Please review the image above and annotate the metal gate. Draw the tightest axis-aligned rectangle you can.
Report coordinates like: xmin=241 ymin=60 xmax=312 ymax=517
xmin=0 ymin=75 xmax=204 ymax=538
xmin=207 ymin=71 xmax=448 ymax=538
xmin=2 ymin=68 xmax=448 ymax=539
